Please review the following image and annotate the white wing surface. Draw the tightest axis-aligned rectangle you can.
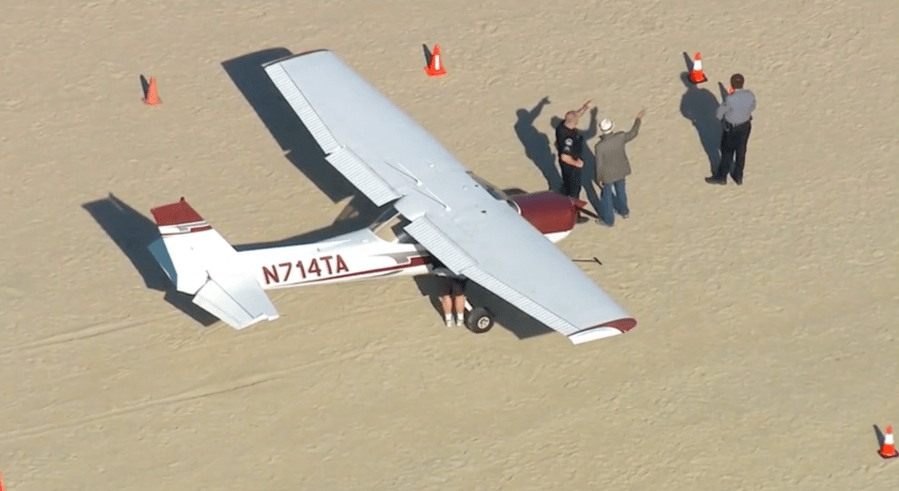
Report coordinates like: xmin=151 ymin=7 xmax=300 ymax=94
xmin=263 ymin=50 xmax=469 ymax=207
xmin=262 ymin=50 xmax=636 ymax=344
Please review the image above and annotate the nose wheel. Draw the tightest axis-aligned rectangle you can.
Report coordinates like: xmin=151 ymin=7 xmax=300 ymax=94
xmin=463 ymin=301 xmax=494 ymax=334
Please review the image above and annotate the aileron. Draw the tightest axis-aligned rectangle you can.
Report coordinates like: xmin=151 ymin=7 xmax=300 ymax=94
xmin=264 ymin=63 xmax=341 ymax=154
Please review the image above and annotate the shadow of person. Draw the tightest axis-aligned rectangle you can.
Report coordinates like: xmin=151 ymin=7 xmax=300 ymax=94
xmin=679 ymin=61 xmax=723 ymax=175
xmin=221 ymin=49 xmax=368 ymax=210
xmin=82 ymin=194 xmax=220 ymax=327
xmin=514 ymin=97 xmax=561 ymax=192
xmin=412 ymin=274 xmax=444 ymax=318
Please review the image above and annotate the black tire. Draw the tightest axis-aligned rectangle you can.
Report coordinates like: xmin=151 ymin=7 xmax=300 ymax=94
xmin=466 ymin=307 xmax=494 ymax=334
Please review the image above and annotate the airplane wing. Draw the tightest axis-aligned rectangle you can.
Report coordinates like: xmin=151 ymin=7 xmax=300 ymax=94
xmin=262 ymin=50 xmax=636 ymax=344
xmin=263 ymin=49 xmax=469 ymax=207
xmin=399 ymin=199 xmax=637 ymax=345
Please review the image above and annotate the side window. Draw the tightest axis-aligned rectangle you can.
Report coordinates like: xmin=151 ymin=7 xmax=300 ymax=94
xmin=374 ymin=215 xmax=413 ymax=243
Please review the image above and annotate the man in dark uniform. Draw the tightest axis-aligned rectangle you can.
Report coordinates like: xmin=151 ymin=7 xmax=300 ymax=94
xmin=706 ymin=73 xmax=757 ymax=185
xmin=555 ymin=100 xmax=592 ymax=198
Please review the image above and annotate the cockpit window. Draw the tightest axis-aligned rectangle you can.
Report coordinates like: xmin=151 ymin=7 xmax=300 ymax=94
xmin=370 ymin=208 xmax=413 ymax=243
xmin=368 ymin=208 xmax=397 ymax=233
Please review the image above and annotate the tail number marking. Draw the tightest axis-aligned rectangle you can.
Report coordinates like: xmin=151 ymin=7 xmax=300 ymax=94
xmin=262 ymin=255 xmax=349 ymax=285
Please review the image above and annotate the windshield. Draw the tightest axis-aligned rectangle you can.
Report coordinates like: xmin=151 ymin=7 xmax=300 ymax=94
xmin=467 ymin=172 xmax=517 ymax=209
xmin=367 ymin=207 xmax=414 ymax=243
xmin=368 ymin=207 xmax=398 ymax=232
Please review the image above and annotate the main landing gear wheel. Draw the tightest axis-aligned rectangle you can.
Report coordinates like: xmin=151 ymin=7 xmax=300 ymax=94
xmin=466 ymin=307 xmax=494 ymax=334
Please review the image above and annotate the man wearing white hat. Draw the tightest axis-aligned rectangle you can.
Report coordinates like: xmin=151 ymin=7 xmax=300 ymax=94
xmin=592 ymin=109 xmax=645 ymax=226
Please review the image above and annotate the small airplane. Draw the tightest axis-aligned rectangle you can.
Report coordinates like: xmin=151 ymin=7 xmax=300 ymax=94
xmin=147 ymin=49 xmax=637 ymax=345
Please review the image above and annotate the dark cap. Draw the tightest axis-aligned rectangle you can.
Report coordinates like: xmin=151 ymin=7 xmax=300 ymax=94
xmin=730 ymin=73 xmax=745 ymax=89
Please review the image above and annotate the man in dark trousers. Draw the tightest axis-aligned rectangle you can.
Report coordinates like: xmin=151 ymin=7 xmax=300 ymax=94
xmin=431 ymin=261 xmax=468 ymax=327
xmin=706 ymin=73 xmax=757 ymax=185
xmin=554 ymin=100 xmax=592 ymax=198
xmin=593 ymin=109 xmax=644 ymax=226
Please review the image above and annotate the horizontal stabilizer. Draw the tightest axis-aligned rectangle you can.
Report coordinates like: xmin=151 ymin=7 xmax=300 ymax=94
xmin=192 ymin=273 xmax=280 ymax=330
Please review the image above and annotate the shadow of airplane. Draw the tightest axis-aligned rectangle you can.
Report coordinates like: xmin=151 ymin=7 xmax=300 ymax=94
xmin=82 ymin=194 xmax=220 ymax=326
xmin=679 ymin=52 xmax=723 ymax=175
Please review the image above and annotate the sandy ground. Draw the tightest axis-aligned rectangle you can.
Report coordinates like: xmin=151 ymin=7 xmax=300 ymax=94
xmin=1 ymin=0 xmax=898 ymax=489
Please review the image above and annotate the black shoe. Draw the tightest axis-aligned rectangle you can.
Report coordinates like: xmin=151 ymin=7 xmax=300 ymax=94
xmin=705 ymin=176 xmax=726 ymax=185
xmin=576 ymin=215 xmax=590 ymax=224
xmin=733 ymin=177 xmax=743 ymax=185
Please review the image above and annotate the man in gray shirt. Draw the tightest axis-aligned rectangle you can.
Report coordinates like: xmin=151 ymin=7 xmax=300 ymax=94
xmin=593 ymin=109 xmax=644 ymax=226
xmin=706 ymin=73 xmax=756 ymax=185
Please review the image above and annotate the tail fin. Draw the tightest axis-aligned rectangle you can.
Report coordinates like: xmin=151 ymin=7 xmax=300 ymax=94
xmin=148 ymin=198 xmax=279 ymax=329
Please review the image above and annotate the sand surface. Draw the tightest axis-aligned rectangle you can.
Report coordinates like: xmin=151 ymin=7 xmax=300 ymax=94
xmin=1 ymin=1 xmax=898 ymax=489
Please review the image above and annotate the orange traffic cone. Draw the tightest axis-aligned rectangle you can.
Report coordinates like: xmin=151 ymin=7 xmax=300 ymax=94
xmin=142 ymin=76 xmax=162 ymax=105
xmin=689 ymin=52 xmax=708 ymax=84
xmin=425 ymin=44 xmax=447 ymax=78
xmin=880 ymin=425 xmax=898 ymax=458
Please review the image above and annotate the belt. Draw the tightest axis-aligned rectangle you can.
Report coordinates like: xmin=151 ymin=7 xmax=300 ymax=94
xmin=724 ymin=118 xmax=751 ymax=130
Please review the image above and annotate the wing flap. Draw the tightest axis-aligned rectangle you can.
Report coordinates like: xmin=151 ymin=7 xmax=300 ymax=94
xmin=192 ymin=273 xmax=279 ymax=330
xmin=325 ymin=146 xmax=401 ymax=206
xmin=402 ymin=216 xmax=477 ymax=271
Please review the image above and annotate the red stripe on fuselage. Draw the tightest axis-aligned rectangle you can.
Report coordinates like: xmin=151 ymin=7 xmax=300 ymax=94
xmin=270 ymin=256 xmax=432 ymax=287
xmin=160 ymin=224 xmax=212 ymax=236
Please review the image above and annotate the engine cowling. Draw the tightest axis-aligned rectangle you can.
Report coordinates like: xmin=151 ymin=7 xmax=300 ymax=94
xmin=510 ymin=191 xmax=585 ymax=235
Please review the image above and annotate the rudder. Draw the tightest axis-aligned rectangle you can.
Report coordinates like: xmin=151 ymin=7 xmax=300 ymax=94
xmin=148 ymin=197 xmax=237 ymax=295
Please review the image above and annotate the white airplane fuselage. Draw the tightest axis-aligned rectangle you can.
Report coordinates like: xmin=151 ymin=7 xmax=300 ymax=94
xmin=237 ymin=189 xmax=585 ymax=290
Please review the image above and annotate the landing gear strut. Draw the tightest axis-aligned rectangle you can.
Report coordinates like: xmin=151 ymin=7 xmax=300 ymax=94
xmin=463 ymin=301 xmax=494 ymax=334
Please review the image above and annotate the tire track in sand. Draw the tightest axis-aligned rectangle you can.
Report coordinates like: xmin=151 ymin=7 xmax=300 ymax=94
xmin=0 ymin=335 xmax=409 ymax=443
xmin=0 ymin=313 xmax=176 ymax=359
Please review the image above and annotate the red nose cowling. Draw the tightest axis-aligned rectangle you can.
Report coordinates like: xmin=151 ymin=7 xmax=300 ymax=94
xmin=510 ymin=191 xmax=583 ymax=235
